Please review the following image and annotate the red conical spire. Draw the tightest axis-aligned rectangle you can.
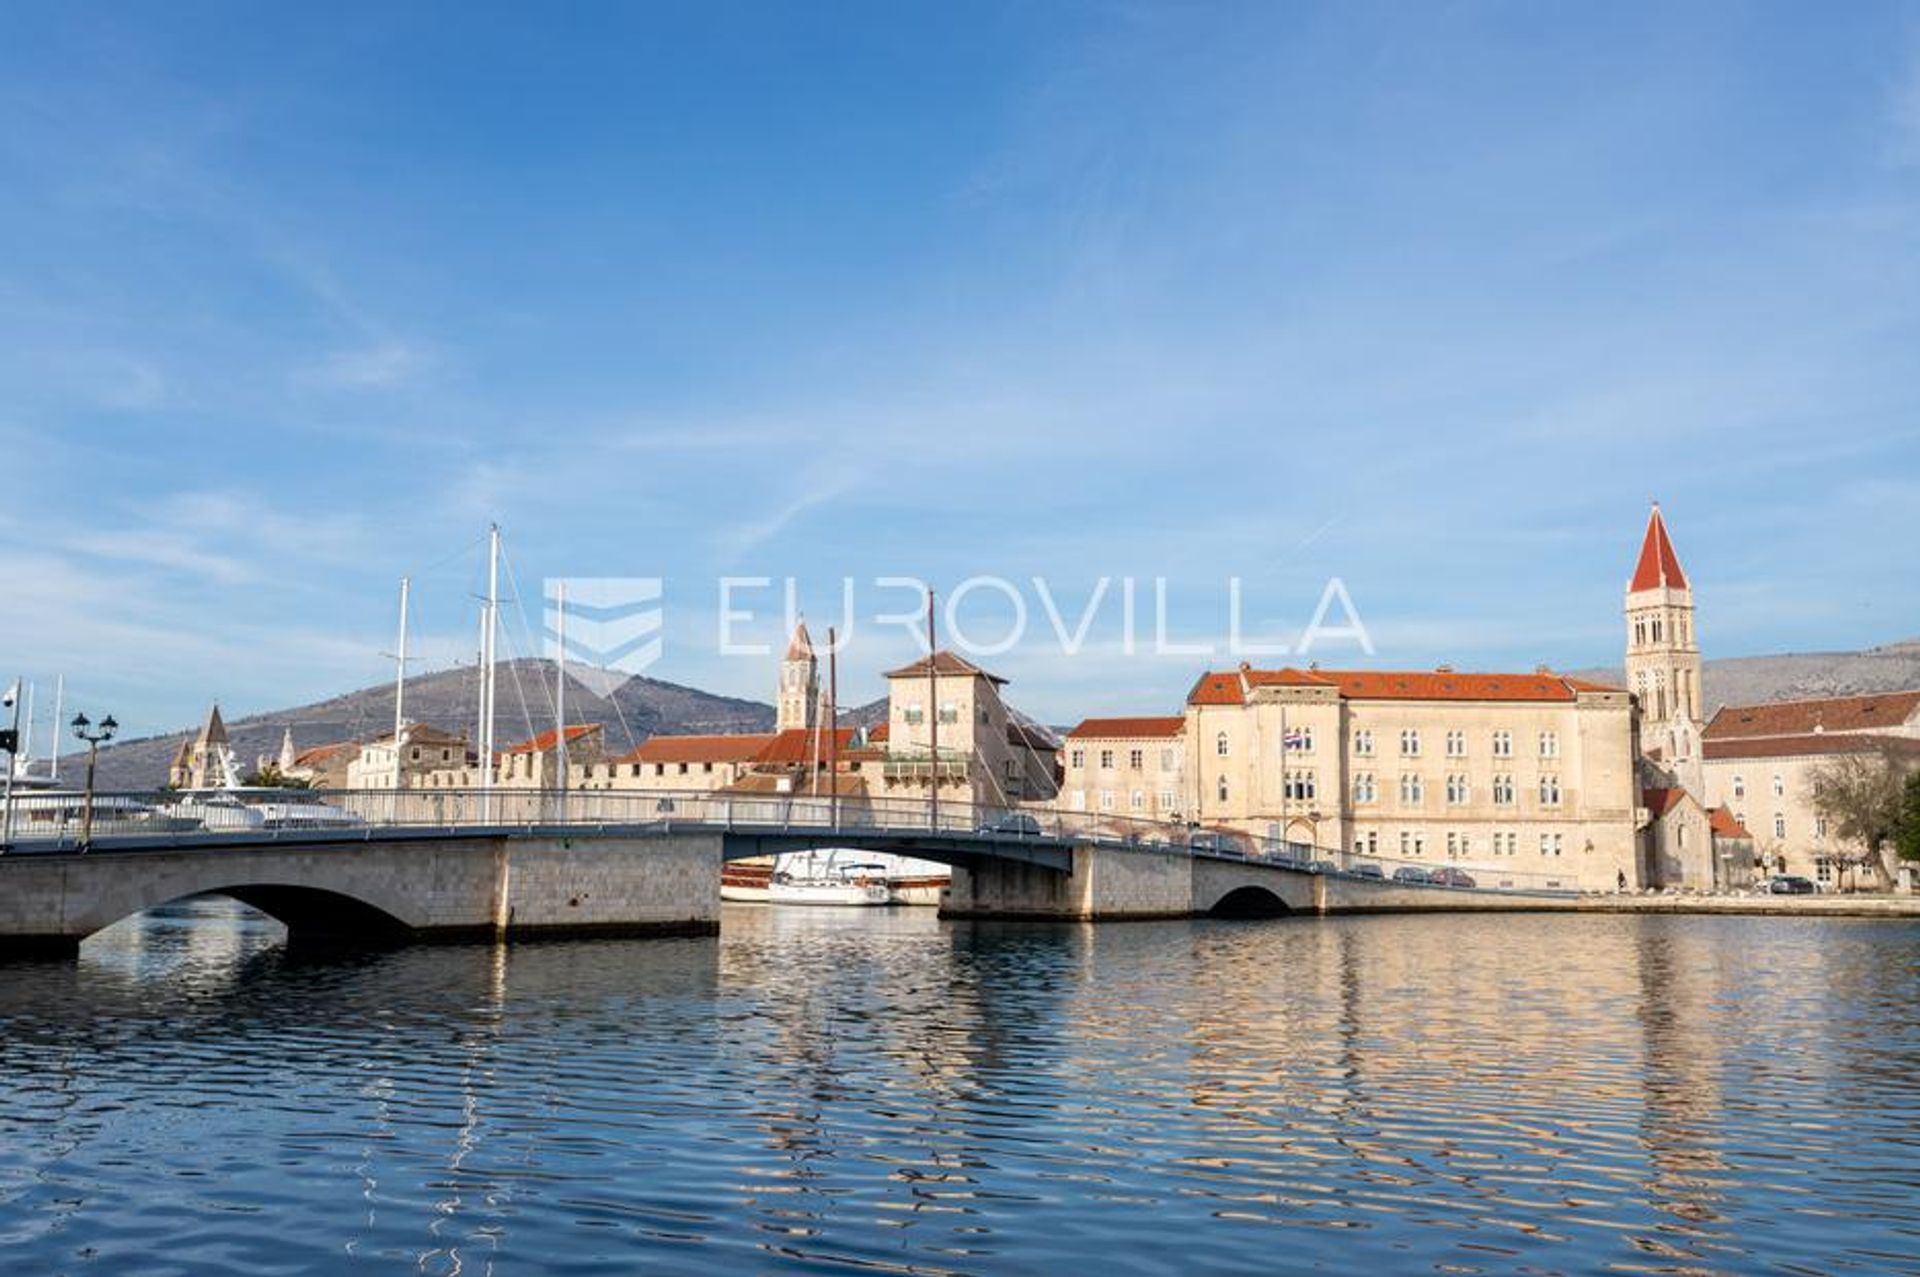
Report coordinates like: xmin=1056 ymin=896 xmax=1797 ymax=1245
xmin=1630 ymin=503 xmax=1689 ymax=592
xmin=785 ymin=618 xmax=814 ymax=661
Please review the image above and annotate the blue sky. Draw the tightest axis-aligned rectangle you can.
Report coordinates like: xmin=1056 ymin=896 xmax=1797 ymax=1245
xmin=3 ymin=1 xmax=1919 ymax=742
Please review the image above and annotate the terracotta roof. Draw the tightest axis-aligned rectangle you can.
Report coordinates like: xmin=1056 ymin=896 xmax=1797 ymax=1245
xmin=866 ymin=722 xmax=889 ymax=743
xmin=1629 ymin=504 xmax=1689 ymax=593
xmin=1189 ymin=666 xmax=1598 ymax=705
xmin=1642 ymin=787 xmax=1689 ymax=818
xmin=293 ymin=741 xmax=356 ymax=768
xmin=619 ymin=732 xmax=775 ymax=766
xmin=501 ymin=723 xmax=603 ymax=755
xmin=1188 ymin=670 xmax=1248 ymax=706
xmin=1704 ymin=690 xmax=1920 ymax=741
xmin=716 ymin=771 xmax=870 ymax=798
xmin=1703 ymin=732 xmax=1920 ymax=762
xmin=750 ymin=727 xmax=857 ymax=766
xmin=883 ymin=649 xmax=1008 ymax=685
xmin=1066 ymin=716 xmax=1186 ymax=740
xmin=1708 ymin=806 xmax=1753 ymax=839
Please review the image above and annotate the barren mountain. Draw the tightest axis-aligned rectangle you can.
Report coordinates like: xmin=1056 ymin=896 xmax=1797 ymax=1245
xmin=1570 ymin=637 xmax=1920 ymax=718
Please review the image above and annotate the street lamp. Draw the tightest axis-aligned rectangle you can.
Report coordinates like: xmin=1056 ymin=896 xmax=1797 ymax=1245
xmin=71 ymin=712 xmax=117 ymax=849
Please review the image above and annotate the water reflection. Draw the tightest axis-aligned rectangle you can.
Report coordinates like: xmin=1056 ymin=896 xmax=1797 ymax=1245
xmin=1 ymin=903 xmax=1917 ymax=1274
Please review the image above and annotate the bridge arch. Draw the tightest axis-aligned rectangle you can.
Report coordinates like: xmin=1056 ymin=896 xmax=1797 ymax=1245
xmin=89 ymin=884 xmax=417 ymax=952
xmin=1205 ymin=885 xmax=1292 ymax=919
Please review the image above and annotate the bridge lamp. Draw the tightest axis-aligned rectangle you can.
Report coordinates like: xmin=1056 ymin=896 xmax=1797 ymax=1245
xmin=70 ymin=712 xmax=118 ymax=850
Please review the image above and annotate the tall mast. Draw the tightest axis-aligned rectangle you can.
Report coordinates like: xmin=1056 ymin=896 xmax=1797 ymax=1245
xmin=49 ymin=675 xmax=63 ymax=782
xmin=19 ymin=681 xmax=32 ymax=770
xmin=480 ymin=523 xmax=500 ymax=817
xmin=828 ymin=626 xmax=839 ymax=829
xmin=555 ymin=579 xmax=568 ymax=820
xmin=393 ymin=576 xmax=410 ymax=788
xmin=926 ymin=591 xmax=938 ymax=833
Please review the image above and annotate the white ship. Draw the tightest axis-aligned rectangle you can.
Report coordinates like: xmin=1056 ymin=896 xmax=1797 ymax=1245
xmin=767 ymin=849 xmax=893 ymax=906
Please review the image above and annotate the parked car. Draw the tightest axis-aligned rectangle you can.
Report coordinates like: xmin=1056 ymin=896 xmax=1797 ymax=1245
xmin=1429 ymin=867 xmax=1477 ymax=888
xmin=1349 ymin=862 xmax=1384 ymax=879
xmin=1181 ymin=827 xmax=1254 ymax=855
xmin=1391 ymin=865 xmax=1436 ymax=885
xmin=1306 ymin=859 xmax=1338 ymax=875
xmin=980 ymin=811 xmax=1044 ymax=837
xmin=1766 ymin=875 xmax=1818 ymax=895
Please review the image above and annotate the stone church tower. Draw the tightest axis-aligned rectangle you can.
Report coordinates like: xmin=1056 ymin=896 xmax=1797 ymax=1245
xmin=1625 ymin=503 xmax=1704 ymax=793
xmin=777 ymin=620 xmax=819 ymax=732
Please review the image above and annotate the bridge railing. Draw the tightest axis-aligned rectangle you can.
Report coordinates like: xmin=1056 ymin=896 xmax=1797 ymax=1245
xmin=0 ymin=786 xmax=1583 ymax=893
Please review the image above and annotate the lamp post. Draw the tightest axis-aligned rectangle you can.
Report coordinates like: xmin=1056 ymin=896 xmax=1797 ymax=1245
xmin=71 ymin=711 xmax=117 ymax=849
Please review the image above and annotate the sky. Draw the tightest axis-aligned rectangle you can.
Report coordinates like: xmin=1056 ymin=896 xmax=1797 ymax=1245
xmin=3 ymin=1 xmax=1919 ymax=744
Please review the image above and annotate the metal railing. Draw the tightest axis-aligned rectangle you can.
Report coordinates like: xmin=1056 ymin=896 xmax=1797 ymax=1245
xmin=0 ymin=786 xmax=1582 ymax=894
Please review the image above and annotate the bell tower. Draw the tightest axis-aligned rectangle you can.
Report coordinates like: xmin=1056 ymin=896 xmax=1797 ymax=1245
xmin=777 ymin=620 xmax=818 ymax=733
xmin=1625 ymin=503 xmax=1703 ymax=785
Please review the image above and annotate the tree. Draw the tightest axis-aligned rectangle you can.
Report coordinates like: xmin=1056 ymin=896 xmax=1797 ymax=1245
xmin=1897 ymin=770 xmax=1920 ymax=865
xmin=241 ymin=763 xmax=311 ymax=790
xmin=1808 ymin=750 xmax=1909 ymax=883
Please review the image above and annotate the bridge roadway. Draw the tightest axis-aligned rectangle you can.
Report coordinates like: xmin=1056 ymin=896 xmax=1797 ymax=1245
xmin=0 ymin=801 xmax=1578 ymax=959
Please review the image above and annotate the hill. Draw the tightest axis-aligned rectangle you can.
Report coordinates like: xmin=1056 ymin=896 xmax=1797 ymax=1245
xmin=77 ymin=660 xmax=778 ymax=790
xmin=1569 ymin=637 xmax=1920 ymax=718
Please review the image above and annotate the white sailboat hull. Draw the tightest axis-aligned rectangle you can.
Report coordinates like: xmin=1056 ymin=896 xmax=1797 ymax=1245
xmin=767 ymin=880 xmax=893 ymax=906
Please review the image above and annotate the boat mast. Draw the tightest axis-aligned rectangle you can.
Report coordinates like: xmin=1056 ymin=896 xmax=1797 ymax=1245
xmin=18 ymin=681 xmax=32 ymax=773
xmin=49 ymin=675 xmax=63 ymax=782
xmin=393 ymin=575 xmax=410 ymax=789
xmin=480 ymin=524 xmax=500 ymax=819
xmin=828 ymin=626 xmax=839 ymax=829
xmin=554 ymin=579 xmax=567 ymax=822
xmin=926 ymin=590 xmax=938 ymax=834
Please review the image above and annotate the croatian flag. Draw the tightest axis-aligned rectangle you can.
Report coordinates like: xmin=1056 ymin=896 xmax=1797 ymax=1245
xmin=1283 ymin=729 xmax=1307 ymax=749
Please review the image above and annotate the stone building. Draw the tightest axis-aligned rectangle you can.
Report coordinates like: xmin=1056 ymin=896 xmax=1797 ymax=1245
xmin=1060 ymin=717 xmax=1188 ymax=825
xmin=777 ymin=621 xmax=819 ymax=733
xmin=878 ymin=650 xmax=1060 ymax=816
xmin=1700 ymin=690 xmax=1920 ymax=889
xmin=346 ymin=723 xmax=472 ymax=790
xmin=169 ymin=704 xmax=233 ymax=789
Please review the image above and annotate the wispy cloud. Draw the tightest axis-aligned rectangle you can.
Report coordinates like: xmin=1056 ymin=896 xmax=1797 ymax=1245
xmin=308 ymin=340 xmax=424 ymax=389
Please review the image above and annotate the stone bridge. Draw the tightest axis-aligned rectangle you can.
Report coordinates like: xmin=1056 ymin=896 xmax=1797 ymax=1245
xmin=0 ymin=820 xmax=1574 ymax=960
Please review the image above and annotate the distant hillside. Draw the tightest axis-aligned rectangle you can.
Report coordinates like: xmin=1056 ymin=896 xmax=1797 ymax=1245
xmin=1570 ymin=637 xmax=1920 ymax=717
xmin=76 ymin=660 xmax=778 ymax=790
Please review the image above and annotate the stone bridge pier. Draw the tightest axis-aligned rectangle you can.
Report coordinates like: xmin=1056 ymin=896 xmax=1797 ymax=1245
xmin=942 ymin=845 xmax=1324 ymax=921
xmin=0 ymin=831 xmax=723 ymax=959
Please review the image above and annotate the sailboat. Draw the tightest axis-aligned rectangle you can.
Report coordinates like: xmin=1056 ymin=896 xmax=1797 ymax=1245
xmin=767 ymin=847 xmax=894 ymax=906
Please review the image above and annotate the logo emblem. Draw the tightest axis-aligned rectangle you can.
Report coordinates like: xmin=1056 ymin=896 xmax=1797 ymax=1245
xmin=544 ymin=577 xmax=664 ymax=696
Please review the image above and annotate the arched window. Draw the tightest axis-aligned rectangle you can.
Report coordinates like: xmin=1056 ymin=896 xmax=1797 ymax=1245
xmin=1216 ymin=775 xmax=1229 ymax=802
xmin=1215 ymin=731 xmax=1230 ymax=757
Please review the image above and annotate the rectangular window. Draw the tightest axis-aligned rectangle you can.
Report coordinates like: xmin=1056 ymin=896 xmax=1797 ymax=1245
xmin=1400 ymin=773 xmax=1424 ymax=804
xmin=1354 ymin=729 xmax=1374 ymax=756
xmin=1130 ymin=790 xmax=1145 ymax=812
xmin=1446 ymin=774 xmax=1469 ymax=805
xmin=1774 ymin=813 xmax=1786 ymax=839
xmin=1284 ymin=771 xmax=1317 ymax=801
xmin=1492 ymin=775 xmax=1515 ymax=805
xmin=1100 ymin=749 xmax=1115 ymax=770
xmin=904 ymin=704 xmax=925 ymax=726
xmin=1353 ymin=772 xmax=1376 ymax=804
xmin=1412 ymin=831 xmax=1425 ymax=858
xmin=938 ymin=703 xmax=959 ymax=725
xmin=1400 ymin=729 xmax=1421 ymax=756
xmin=1159 ymin=790 xmax=1176 ymax=812
xmin=1492 ymin=730 xmax=1513 ymax=757
xmin=1446 ymin=831 xmax=1457 ymax=858
xmin=1099 ymin=790 xmax=1114 ymax=812
xmin=1129 ymin=748 xmax=1144 ymax=770
xmin=1815 ymin=816 xmax=1828 ymax=841
xmin=1070 ymin=748 xmax=1085 ymax=770
xmin=1161 ymin=748 xmax=1180 ymax=772
xmin=1539 ymin=775 xmax=1562 ymax=806
xmin=1539 ymin=731 xmax=1559 ymax=758
xmin=1445 ymin=730 xmax=1465 ymax=757
xmin=1772 ymin=774 xmax=1785 ymax=797
xmin=1287 ymin=726 xmax=1314 ymax=752
xmin=1070 ymin=790 xmax=1087 ymax=811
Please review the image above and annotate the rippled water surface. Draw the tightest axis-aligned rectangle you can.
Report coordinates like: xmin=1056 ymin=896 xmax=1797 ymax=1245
xmin=4 ymin=903 xmax=1920 ymax=1275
